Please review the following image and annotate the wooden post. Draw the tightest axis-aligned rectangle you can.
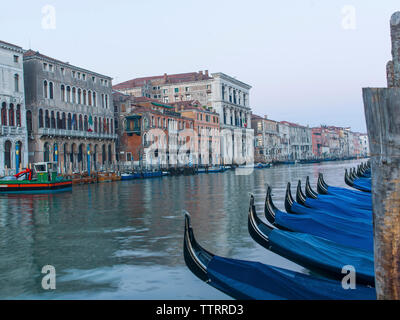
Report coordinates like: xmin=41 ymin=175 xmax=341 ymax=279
xmin=362 ymin=11 xmax=400 ymax=300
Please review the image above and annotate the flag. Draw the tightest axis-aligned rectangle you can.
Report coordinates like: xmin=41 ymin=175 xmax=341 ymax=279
xmin=88 ymin=115 xmax=93 ymax=132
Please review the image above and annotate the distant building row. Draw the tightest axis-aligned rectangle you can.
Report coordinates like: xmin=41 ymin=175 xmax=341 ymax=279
xmin=252 ymin=114 xmax=369 ymax=163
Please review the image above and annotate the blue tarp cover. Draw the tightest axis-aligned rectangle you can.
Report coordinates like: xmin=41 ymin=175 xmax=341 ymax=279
xmin=207 ymin=256 xmax=376 ymax=300
xmin=275 ymin=205 xmax=373 ymax=251
xmin=305 ymin=196 xmax=372 ymax=218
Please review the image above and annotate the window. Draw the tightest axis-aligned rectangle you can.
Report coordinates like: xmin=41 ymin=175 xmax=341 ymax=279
xmin=92 ymin=76 xmax=96 ymax=82
xmin=174 ymin=88 xmax=179 ymax=93
xmin=105 ymin=80 xmax=108 ymax=86
xmin=82 ymin=74 xmax=86 ymax=80
xmin=77 ymin=72 xmax=81 ymax=80
xmin=49 ymin=64 xmax=54 ymax=72
xmin=60 ymin=67 xmax=65 ymax=75
xmin=93 ymin=92 xmax=96 ymax=107
xmin=163 ymin=89 xmax=168 ymax=94
xmin=185 ymin=94 xmax=191 ymax=100
xmin=49 ymin=82 xmax=54 ymax=99
xmin=44 ymin=81 xmax=48 ymax=98
xmin=14 ymin=74 xmax=19 ymax=92
xmin=185 ymin=87 xmax=190 ymax=92
xmin=100 ymin=79 xmax=104 ymax=85
xmin=13 ymin=55 xmax=19 ymax=63
xmin=43 ymin=63 xmax=48 ymax=71
xmin=72 ymin=71 xmax=76 ymax=78
xmin=61 ymin=85 xmax=65 ymax=102
xmin=126 ymin=153 xmax=132 ymax=161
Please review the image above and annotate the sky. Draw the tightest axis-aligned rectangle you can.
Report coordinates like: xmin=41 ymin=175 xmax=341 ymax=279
xmin=1 ymin=0 xmax=398 ymax=132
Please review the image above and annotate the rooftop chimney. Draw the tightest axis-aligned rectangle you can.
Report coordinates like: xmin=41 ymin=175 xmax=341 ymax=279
xmin=164 ymin=73 xmax=168 ymax=83
xmin=264 ymin=115 xmax=268 ymax=119
xmin=205 ymin=70 xmax=209 ymax=77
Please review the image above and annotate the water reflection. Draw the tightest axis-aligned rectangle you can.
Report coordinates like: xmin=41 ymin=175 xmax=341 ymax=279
xmin=0 ymin=159 xmax=365 ymax=299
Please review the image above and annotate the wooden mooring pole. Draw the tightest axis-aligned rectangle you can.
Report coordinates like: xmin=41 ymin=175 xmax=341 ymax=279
xmin=363 ymin=11 xmax=400 ymax=300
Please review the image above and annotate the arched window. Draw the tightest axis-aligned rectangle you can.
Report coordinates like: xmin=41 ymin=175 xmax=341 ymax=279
xmin=106 ymin=119 xmax=109 ymax=133
xmin=38 ymin=109 xmax=43 ymax=128
xmin=44 ymin=80 xmax=48 ymax=98
xmin=68 ymin=113 xmax=72 ymax=130
xmin=84 ymin=115 xmax=88 ymax=131
xmin=62 ymin=112 xmax=66 ymax=129
xmin=78 ymin=89 xmax=82 ymax=104
xmin=93 ymin=92 xmax=96 ymax=107
xmin=102 ymin=145 xmax=106 ymax=164
xmin=79 ymin=114 xmax=83 ymax=131
xmin=108 ymin=145 xmax=112 ymax=164
xmin=16 ymin=105 xmax=21 ymax=127
xmin=98 ymin=117 xmax=102 ymax=133
xmin=103 ymin=118 xmax=106 ymax=133
xmin=14 ymin=74 xmax=19 ymax=92
xmin=45 ymin=110 xmax=50 ymax=128
xmin=56 ymin=112 xmax=60 ymax=129
xmin=49 ymin=82 xmax=54 ymax=99
xmin=73 ymin=114 xmax=77 ymax=130
xmin=94 ymin=117 xmax=97 ymax=133
xmin=111 ymin=120 xmax=113 ymax=134
xmin=4 ymin=140 xmax=12 ymax=169
xmin=1 ymin=102 xmax=7 ymax=125
xmin=72 ymin=87 xmax=76 ymax=104
xmin=9 ymin=104 xmax=14 ymax=126
xmin=83 ymin=90 xmax=87 ymax=105
xmin=43 ymin=142 xmax=50 ymax=162
xmin=105 ymin=94 xmax=108 ymax=108
xmin=88 ymin=90 xmax=92 ymax=106
xmin=51 ymin=111 xmax=55 ymax=128
xmin=101 ymin=94 xmax=104 ymax=108
xmin=66 ymin=86 xmax=71 ymax=103
xmin=61 ymin=85 xmax=65 ymax=102
xmin=27 ymin=110 xmax=32 ymax=132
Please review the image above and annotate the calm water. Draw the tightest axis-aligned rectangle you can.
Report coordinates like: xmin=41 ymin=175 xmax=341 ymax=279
xmin=0 ymin=159 xmax=366 ymax=299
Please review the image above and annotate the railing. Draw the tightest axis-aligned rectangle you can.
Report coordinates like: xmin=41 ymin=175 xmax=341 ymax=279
xmin=1 ymin=126 xmax=26 ymax=136
xmin=38 ymin=128 xmax=117 ymax=139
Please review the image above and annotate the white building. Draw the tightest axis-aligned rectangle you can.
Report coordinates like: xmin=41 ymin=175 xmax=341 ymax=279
xmin=0 ymin=40 xmax=28 ymax=175
xmin=211 ymin=73 xmax=253 ymax=165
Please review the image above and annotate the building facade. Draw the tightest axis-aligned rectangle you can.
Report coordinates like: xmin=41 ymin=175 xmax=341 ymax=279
xmin=252 ymin=114 xmax=280 ymax=163
xmin=117 ymin=97 xmax=195 ymax=168
xmin=113 ymin=71 xmax=213 ymax=106
xmin=114 ymin=71 xmax=253 ymax=165
xmin=175 ymin=100 xmax=221 ymax=166
xmin=280 ymin=121 xmax=313 ymax=160
xmin=23 ymin=50 xmax=117 ymax=173
xmin=0 ymin=40 xmax=28 ymax=175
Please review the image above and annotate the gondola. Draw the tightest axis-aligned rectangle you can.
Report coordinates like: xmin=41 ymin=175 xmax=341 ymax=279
xmin=300 ymin=177 xmax=373 ymax=219
xmin=345 ymin=169 xmax=372 ymax=193
xmin=184 ymin=211 xmax=376 ymax=299
xmin=266 ymin=184 xmax=374 ymax=252
xmin=249 ymin=192 xmax=375 ymax=285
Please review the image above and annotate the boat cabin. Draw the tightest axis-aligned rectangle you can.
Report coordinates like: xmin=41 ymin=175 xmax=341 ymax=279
xmin=34 ymin=162 xmax=58 ymax=182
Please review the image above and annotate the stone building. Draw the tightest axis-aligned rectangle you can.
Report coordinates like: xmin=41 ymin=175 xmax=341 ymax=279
xmin=116 ymin=96 xmax=195 ymax=168
xmin=280 ymin=121 xmax=313 ymax=160
xmin=113 ymin=71 xmax=253 ymax=165
xmin=251 ymin=114 xmax=280 ymax=163
xmin=23 ymin=50 xmax=116 ymax=173
xmin=0 ymin=40 xmax=28 ymax=175
xmin=113 ymin=71 xmax=213 ymax=106
xmin=174 ymin=100 xmax=221 ymax=166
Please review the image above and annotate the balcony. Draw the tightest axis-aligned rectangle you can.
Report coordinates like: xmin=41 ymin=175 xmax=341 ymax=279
xmin=1 ymin=126 xmax=26 ymax=136
xmin=38 ymin=128 xmax=117 ymax=140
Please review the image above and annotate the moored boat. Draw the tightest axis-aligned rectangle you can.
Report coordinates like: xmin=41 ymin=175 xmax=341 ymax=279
xmin=0 ymin=162 xmax=72 ymax=194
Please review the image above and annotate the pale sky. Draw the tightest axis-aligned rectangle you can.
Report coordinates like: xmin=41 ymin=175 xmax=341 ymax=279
xmin=1 ymin=0 xmax=398 ymax=132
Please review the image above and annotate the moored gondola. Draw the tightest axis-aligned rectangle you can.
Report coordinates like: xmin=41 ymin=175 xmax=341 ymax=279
xmin=249 ymin=193 xmax=375 ymax=286
xmin=184 ymin=209 xmax=376 ymax=299
xmin=296 ymin=180 xmax=308 ymax=207
xmin=305 ymin=176 xmax=318 ymax=199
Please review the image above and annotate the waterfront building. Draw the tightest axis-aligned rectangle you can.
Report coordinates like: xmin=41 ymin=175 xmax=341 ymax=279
xmin=113 ymin=71 xmax=253 ymax=165
xmin=173 ymin=100 xmax=221 ymax=166
xmin=0 ymin=40 xmax=28 ymax=175
xmin=277 ymin=122 xmax=291 ymax=160
xmin=113 ymin=71 xmax=213 ymax=106
xmin=23 ymin=50 xmax=117 ymax=173
xmin=280 ymin=121 xmax=313 ymax=160
xmin=251 ymin=114 xmax=280 ymax=163
xmin=117 ymin=96 xmax=194 ymax=168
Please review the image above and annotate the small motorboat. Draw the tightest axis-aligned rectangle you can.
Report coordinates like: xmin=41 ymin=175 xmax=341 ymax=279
xmin=0 ymin=162 xmax=72 ymax=194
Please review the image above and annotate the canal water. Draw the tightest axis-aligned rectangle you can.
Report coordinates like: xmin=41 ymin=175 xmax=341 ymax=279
xmin=0 ymin=159 xmax=366 ymax=299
